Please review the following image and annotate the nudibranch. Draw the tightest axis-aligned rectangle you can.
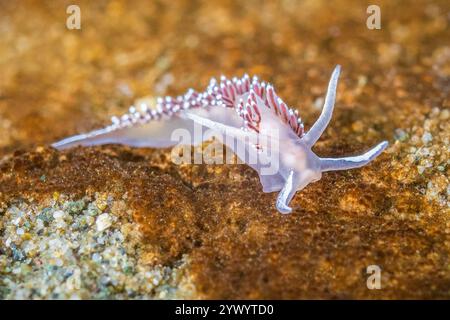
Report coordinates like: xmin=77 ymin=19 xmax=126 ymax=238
xmin=53 ymin=66 xmax=388 ymax=214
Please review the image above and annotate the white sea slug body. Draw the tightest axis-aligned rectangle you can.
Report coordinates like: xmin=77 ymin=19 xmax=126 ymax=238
xmin=53 ymin=66 xmax=388 ymax=214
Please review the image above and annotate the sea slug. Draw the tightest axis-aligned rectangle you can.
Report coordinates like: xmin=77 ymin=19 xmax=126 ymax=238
xmin=53 ymin=66 xmax=388 ymax=214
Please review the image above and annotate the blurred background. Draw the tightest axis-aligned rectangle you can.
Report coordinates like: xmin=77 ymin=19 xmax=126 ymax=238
xmin=0 ymin=0 xmax=447 ymax=152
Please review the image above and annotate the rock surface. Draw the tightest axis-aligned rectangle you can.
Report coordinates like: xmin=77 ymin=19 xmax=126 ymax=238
xmin=0 ymin=0 xmax=449 ymax=299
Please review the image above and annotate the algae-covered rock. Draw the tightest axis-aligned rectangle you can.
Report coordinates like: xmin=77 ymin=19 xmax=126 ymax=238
xmin=0 ymin=0 xmax=449 ymax=299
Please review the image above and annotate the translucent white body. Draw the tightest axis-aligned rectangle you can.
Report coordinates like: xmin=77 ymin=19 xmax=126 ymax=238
xmin=53 ymin=66 xmax=388 ymax=214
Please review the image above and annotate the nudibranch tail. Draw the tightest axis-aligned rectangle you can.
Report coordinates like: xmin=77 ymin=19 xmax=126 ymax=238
xmin=51 ymin=128 xmax=118 ymax=150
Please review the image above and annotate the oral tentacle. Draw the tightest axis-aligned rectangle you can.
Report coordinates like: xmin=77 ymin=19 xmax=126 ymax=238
xmin=276 ymin=170 xmax=296 ymax=214
xmin=303 ymin=65 xmax=340 ymax=147
xmin=319 ymin=141 xmax=388 ymax=172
